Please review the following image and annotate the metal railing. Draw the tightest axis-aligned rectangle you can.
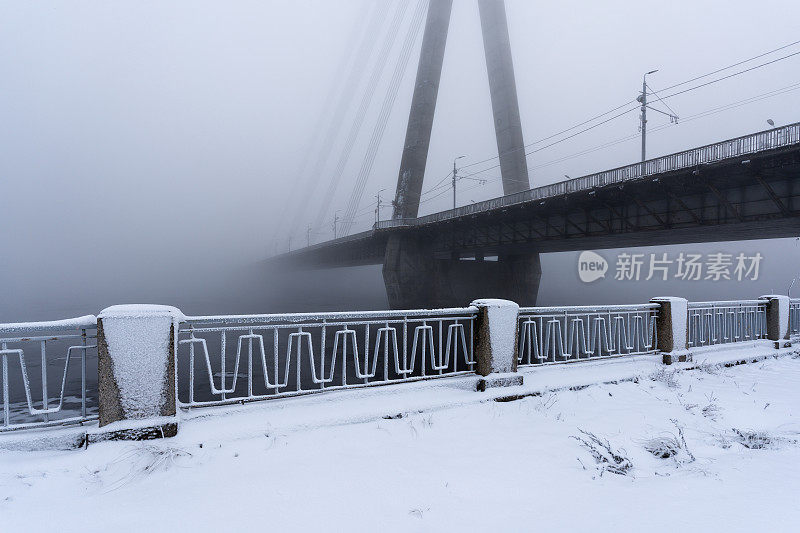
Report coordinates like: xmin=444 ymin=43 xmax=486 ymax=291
xmin=1 ymin=316 xmax=98 ymax=432
xmin=517 ymin=304 xmax=659 ymax=366
xmin=374 ymin=122 xmax=800 ymax=231
xmin=687 ymin=300 xmax=767 ymax=348
xmin=790 ymin=299 xmax=800 ymax=339
xmin=177 ymin=307 xmax=477 ymax=408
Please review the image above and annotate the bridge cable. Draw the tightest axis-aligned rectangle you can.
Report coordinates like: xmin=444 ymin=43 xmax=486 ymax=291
xmin=453 ymin=81 xmax=800 ymax=201
xmin=274 ymin=1 xmax=372 ymax=228
xmin=340 ymin=0 xmax=428 ymax=236
xmin=310 ymin=0 xmax=410 ymax=236
xmin=453 ymin=50 xmax=800 ymax=183
xmin=454 ymin=106 xmax=640 ymax=181
xmin=655 ymin=39 xmax=800 ymax=93
xmin=657 ymin=50 xmax=800 ymax=101
xmin=283 ymin=1 xmax=389 ymax=247
xmin=444 ymin=41 xmax=800 ymax=187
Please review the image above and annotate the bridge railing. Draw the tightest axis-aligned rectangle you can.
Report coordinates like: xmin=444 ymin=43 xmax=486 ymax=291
xmin=3 ymin=295 xmax=794 ymax=440
xmin=687 ymin=300 xmax=767 ymax=348
xmin=0 ymin=316 xmax=98 ymax=432
xmin=374 ymin=122 xmax=800 ymax=230
xmin=516 ymin=304 xmax=659 ymax=366
xmin=177 ymin=307 xmax=477 ymax=408
xmin=790 ymin=298 xmax=800 ymax=339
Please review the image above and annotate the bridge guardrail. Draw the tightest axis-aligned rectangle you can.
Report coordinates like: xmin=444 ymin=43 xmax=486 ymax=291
xmin=374 ymin=122 xmax=800 ymax=231
xmin=517 ymin=304 xmax=659 ymax=366
xmin=687 ymin=300 xmax=767 ymax=348
xmin=790 ymin=298 xmax=800 ymax=339
xmin=0 ymin=316 xmax=98 ymax=432
xmin=177 ymin=307 xmax=478 ymax=408
xmin=1 ymin=296 xmax=792 ymax=438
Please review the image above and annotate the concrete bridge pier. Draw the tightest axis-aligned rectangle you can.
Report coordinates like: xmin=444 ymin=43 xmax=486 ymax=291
xmin=383 ymin=235 xmax=541 ymax=309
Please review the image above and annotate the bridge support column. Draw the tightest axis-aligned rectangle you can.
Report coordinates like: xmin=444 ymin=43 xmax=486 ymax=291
xmin=383 ymin=235 xmax=541 ymax=309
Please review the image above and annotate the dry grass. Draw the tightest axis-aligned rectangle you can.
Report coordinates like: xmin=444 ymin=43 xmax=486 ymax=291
xmin=101 ymin=444 xmax=193 ymax=492
xmin=641 ymin=420 xmax=695 ymax=464
xmin=731 ymin=428 xmax=774 ymax=449
xmin=649 ymin=368 xmax=680 ymax=389
xmin=572 ymin=429 xmax=633 ymax=477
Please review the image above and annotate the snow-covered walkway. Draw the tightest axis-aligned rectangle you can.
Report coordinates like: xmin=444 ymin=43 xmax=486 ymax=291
xmin=2 ymin=351 xmax=800 ymax=532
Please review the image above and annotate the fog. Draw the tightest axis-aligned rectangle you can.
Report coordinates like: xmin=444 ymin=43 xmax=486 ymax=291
xmin=1 ymin=0 xmax=799 ymax=322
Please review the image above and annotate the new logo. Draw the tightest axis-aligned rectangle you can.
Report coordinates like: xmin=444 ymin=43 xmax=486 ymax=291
xmin=578 ymin=251 xmax=608 ymax=283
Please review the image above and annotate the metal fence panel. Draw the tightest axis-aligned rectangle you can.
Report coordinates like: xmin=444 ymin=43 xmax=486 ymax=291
xmin=687 ymin=300 xmax=766 ymax=348
xmin=0 ymin=316 xmax=98 ymax=432
xmin=177 ymin=308 xmax=477 ymax=408
xmin=790 ymin=299 xmax=800 ymax=339
xmin=517 ymin=304 xmax=659 ymax=366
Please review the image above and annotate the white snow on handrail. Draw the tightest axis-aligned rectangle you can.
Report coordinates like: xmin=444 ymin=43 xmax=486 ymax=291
xmin=0 ymin=315 xmax=96 ymax=334
xmin=184 ymin=306 xmax=478 ymax=325
xmin=688 ymin=299 xmax=765 ymax=308
xmin=519 ymin=303 xmax=659 ymax=314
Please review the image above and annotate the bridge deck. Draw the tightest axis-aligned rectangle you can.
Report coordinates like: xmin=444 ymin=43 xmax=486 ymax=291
xmin=277 ymin=122 xmax=800 ymax=268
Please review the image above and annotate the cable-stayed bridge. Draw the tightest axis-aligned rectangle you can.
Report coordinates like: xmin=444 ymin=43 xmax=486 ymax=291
xmin=273 ymin=0 xmax=800 ymax=309
xmin=276 ymin=123 xmax=800 ymax=308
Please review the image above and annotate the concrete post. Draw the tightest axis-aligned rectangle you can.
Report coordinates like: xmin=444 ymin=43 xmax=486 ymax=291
xmin=759 ymin=295 xmax=792 ymax=348
xmin=91 ymin=305 xmax=184 ymax=441
xmin=471 ymin=299 xmax=523 ymax=391
xmin=650 ymin=297 xmax=689 ymax=365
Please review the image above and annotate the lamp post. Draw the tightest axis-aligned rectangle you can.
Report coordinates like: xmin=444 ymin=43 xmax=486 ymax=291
xmin=638 ymin=69 xmax=659 ymax=163
xmin=332 ymin=211 xmax=340 ymax=239
xmin=452 ymin=155 xmax=466 ymax=209
xmin=375 ymin=188 xmax=386 ymax=224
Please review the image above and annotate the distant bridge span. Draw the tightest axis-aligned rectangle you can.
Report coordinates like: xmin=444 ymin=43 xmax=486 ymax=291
xmin=276 ymin=123 xmax=800 ymax=309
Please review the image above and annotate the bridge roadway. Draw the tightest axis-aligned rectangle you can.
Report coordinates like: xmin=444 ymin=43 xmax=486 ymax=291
xmin=276 ymin=123 xmax=800 ymax=309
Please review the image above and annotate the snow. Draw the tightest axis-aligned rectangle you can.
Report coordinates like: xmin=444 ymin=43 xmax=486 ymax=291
xmin=1 ymin=347 xmax=799 ymax=531
xmin=99 ymin=304 xmax=185 ymax=323
xmin=0 ymin=315 xmax=96 ymax=333
xmin=185 ymin=306 xmax=477 ymax=324
xmin=99 ymin=305 xmax=181 ymax=419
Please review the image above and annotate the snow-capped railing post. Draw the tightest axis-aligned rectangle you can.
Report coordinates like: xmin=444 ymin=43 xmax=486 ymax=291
xmin=650 ymin=297 xmax=688 ymax=365
xmin=759 ymin=295 xmax=792 ymax=348
xmin=91 ymin=305 xmax=184 ymax=442
xmin=471 ymin=299 xmax=523 ymax=390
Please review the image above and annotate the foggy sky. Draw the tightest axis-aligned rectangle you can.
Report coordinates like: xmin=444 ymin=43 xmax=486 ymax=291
xmin=1 ymin=0 xmax=799 ymax=321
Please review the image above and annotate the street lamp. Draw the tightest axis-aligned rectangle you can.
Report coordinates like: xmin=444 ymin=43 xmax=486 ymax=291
xmin=374 ymin=188 xmax=386 ymax=224
xmin=452 ymin=155 xmax=466 ymax=209
xmin=638 ymin=69 xmax=659 ymax=162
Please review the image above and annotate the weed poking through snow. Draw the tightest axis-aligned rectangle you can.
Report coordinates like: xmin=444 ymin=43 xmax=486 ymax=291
xmin=649 ymin=368 xmax=680 ymax=389
xmin=701 ymin=391 xmax=722 ymax=420
xmin=731 ymin=428 xmax=774 ymax=449
xmin=641 ymin=420 xmax=695 ymax=465
xmin=572 ymin=429 xmax=633 ymax=477
xmin=101 ymin=444 xmax=192 ymax=492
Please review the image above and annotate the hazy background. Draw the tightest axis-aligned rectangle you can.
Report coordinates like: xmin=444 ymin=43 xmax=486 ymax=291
xmin=1 ymin=0 xmax=799 ymax=322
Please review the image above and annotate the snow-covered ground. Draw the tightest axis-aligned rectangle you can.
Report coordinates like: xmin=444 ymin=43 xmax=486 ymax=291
xmin=2 ymin=352 xmax=800 ymax=532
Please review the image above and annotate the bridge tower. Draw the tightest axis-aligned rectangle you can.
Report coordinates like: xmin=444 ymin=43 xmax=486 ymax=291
xmin=385 ymin=0 xmax=540 ymax=309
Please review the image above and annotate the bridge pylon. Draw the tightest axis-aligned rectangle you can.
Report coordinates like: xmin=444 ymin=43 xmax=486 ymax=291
xmin=386 ymin=0 xmax=538 ymax=309
xmin=391 ymin=0 xmax=530 ymax=219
